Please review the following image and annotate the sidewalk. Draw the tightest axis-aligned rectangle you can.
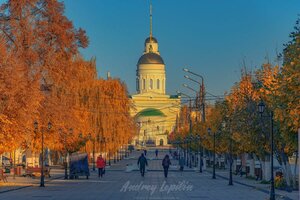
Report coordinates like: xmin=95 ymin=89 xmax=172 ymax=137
xmin=0 ymin=167 xmax=65 ymax=193
xmin=0 ymin=162 xmax=283 ymax=200
xmin=106 ymin=149 xmax=194 ymax=172
xmin=205 ymin=168 xmax=299 ymax=200
xmin=1 ymin=150 xmax=298 ymax=200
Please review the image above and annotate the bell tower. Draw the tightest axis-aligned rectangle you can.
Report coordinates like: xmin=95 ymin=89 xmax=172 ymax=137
xmin=136 ymin=0 xmax=166 ymax=95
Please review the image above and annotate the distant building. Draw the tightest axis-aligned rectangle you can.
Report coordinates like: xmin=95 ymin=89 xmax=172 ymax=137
xmin=130 ymin=2 xmax=180 ymax=147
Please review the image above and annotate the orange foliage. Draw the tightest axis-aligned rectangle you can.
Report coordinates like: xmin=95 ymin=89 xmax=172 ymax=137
xmin=0 ymin=0 xmax=135 ymax=155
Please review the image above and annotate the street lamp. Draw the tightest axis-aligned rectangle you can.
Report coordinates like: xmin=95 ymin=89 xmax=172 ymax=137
xmin=177 ymin=91 xmax=193 ymax=167
xmin=59 ymin=128 xmax=69 ymax=179
xmin=221 ymin=119 xmax=233 ymax=185
xmin=89 ymin=133 xmax=96 ymax=171
xmin=258 ymin=100 xmax=275 ymax=200
xmin=189 ymin=135 xmax=192 ymax=168
xmin=208 ymin=127 xmax=216 ymax=179
xmin=182 ymin=83 xmax=204 ymax=173
xmin=182 ymin=83 xmax=198 ymax=93
xmin=195 ymin=135 xmax=203 ymax=173
xmin=183 ymin=68 xmax=205 ymax=122
xmin=185 ymin=137 xmax=189 ymax=166
xmin=35 ymin=121 xmax=52 ymax=187
xmin=227 ymin=122 xmax=233 ymax=186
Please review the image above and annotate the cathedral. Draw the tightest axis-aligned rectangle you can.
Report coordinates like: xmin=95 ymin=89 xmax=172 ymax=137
xmin=130 ymin=3 xmax=181 ymax=147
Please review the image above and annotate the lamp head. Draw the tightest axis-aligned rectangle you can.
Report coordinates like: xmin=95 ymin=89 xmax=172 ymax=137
xmin=258 ymin=100 xmax=265 ymax=114
xmin=48 ymin=122 xmax=52 ymax=130
xmin=183 ymin=68 xmax=189 ymax=72
xmin=34 ymin=121 xmax=38 ymax=129
xmin=207 ymin=127 xmax=212 ymax=135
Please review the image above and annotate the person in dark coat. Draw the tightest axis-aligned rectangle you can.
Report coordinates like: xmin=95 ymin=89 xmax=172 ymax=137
xmin=137 ymin=153 xmax=148 ymax=177
xmin=162 ymin=155 xmax=171 ymax=178
xmin=155 ymin=149 xmax=158 ymax=158
xmin=143 ymin=149 xmax=147 ymax=156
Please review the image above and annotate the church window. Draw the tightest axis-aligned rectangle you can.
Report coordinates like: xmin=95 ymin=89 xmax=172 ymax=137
xmin=150 ymin=79 xmax=153 ymax=89
xmin=149 ymin=45 xmax=153 ymax=52
xmin=143 ymin=79 xmax=146 ymax=89
xmin=157 ymin=79 xmax=160 ymax=89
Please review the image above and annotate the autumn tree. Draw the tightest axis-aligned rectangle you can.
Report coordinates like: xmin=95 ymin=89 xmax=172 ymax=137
xmin=0 ymin=0 xmax=135 ymax=165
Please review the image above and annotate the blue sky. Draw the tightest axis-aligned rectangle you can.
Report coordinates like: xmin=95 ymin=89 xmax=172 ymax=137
xmin=2 ymin=0 xmax=300 ymax=99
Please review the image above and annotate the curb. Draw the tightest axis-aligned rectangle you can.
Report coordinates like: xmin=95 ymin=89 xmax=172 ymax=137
xmin=0 ymin=175 xmax=65 ymax=194
xmin=204 ymin=170 xmax=294 ymax=200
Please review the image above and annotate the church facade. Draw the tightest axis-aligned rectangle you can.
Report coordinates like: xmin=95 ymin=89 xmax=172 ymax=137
xmin=130 ymin=4 xmax=181 ymax=147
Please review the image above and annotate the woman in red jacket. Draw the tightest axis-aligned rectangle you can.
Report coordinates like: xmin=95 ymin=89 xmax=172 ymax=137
xmin=96 ymin=155 xmax=106 ymax=178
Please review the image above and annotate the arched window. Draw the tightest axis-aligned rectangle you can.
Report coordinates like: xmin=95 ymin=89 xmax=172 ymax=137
xmin=157 ymin=79 xmax=160 ymax=89
xmin=150 ymin=79 xmax=153 ymax=89
xmin=143 ymin=79 xmax=146 ymax=89
xmin=160 ymin=139 xmax=164 ymax=146
xmin=136 ymin=78 xmax=139 ymax=91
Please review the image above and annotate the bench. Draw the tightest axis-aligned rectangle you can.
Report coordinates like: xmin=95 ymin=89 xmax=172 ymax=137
xmin=0 ymin=169 xmax=8 ymax=183
xmin=25 ymin=167 xmax=51 ymax=178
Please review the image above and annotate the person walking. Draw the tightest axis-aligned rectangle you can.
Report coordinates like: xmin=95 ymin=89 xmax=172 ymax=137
xmin=155 ymin=149 xmax=158 ymax=158
xmin=179 ymin=156 xmax=184 ymax=175
xmin=137 ymin=153 xmax=148 ymax=177
xmin=144 ymin=149 xmax=147 ymax=156
xmin=162 ymin=155 xmax=171 ymax=178
xmin=96 ymin=155 xmax=106 ymax=178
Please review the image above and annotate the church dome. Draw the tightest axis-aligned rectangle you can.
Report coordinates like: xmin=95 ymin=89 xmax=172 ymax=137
xmin=137 ymin=53 xmax=164 ymax=65
xmin=145 ymin=37 xmax=158 ymax=44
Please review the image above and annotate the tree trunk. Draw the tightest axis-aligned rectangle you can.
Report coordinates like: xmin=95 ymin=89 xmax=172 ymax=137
xmin=280 ymin=150 xmax=293 ymax=187
xmin=293 ymin=152 xmax=298 ymax=190
xmin=249 ymin=154 xmax=255 ymax=177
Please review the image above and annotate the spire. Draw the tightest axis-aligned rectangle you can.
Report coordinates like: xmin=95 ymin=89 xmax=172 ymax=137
xmin=150 ymin=0 xmax=153 ymax=41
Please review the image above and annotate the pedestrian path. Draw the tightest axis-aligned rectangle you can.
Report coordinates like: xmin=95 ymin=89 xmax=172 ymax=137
xmin=0 ymin=150 xmax=299 ymax=200
xmin=0 ymin=168 xmax=65 ymax=193
xmin=106 ymin=149 xmax=195 ymax=172
xmin=205 ymin=168 xmax=299 ymax=200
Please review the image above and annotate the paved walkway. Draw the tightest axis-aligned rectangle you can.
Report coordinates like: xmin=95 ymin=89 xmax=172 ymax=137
xmin=0 ymin=168 xmax=65 ymax=193
xmin=0 ymin=149 xmax=298 ymax=200
xmin=106 ymin=149 xmax=194 ymax=172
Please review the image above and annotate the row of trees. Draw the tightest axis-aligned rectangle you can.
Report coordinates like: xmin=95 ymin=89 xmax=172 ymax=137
xmin=174 ymin=17 xmax=299 ymax=188
xmin=0 ymin=0 xmax=136 ymax=157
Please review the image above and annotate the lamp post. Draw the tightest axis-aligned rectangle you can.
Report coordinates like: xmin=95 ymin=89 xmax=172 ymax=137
xmin=35 ymin=121 xmax=52 ymax=187
xmin=195 ymin=135 xmax=202 ymax=173
xmin=89 ymin=133 xmax=96 ymax=171
xmin=181 ymin=83 xmax=204 ymax=173
xmin=185 ymin=137 xmax=189 ymax=166
xmin=258 ymin=100 xmax=275 ymax=200
xmin=208 ymin=127 xmax=216 ymax=179
xmin=59 ymin=128 xmax=68 ymax=179
xmin=189 ymin=135 xmax=192 ymax=168
xmin=177 ymin=91 xmax=193 ymax=167
xmin=92 ymin=138 xmax=95 ymax=171
xmin=108 ymin=150 xmax=111 ymax=166
xmin=228 ymin=122 xmax=233 ymax=186
xmin=183 ymin=68 xmax=205 ymax=122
